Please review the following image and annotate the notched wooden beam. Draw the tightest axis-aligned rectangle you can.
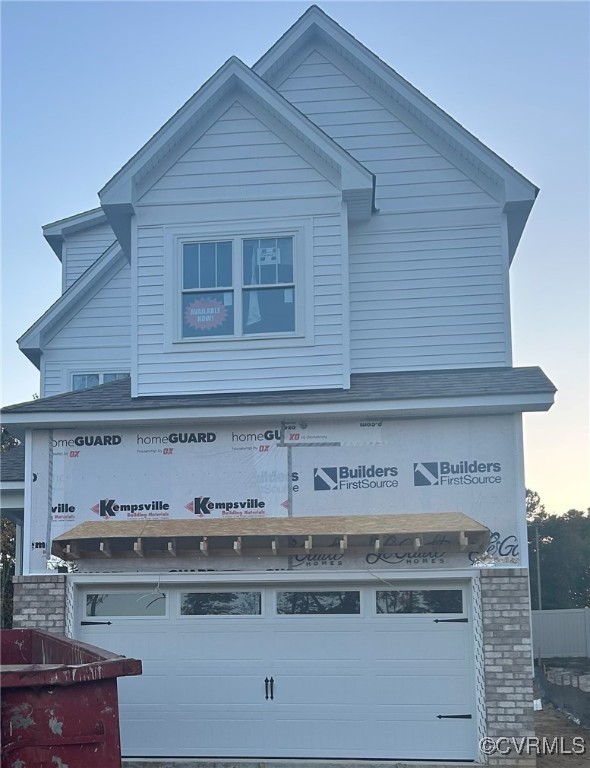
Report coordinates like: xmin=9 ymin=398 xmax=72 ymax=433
xmin=99 ymin=540 xmax=112 ymax=558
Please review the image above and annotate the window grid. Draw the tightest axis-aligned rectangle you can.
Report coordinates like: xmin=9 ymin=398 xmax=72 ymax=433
xmin=180 ymin=234 xmax=296 ymax=340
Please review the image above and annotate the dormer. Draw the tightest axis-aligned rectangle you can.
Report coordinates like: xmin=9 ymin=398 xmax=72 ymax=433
xmin=98 ymin=57 xmax=374 ymax=397
xmin=99 ymin=57 xmax=374 ymax=256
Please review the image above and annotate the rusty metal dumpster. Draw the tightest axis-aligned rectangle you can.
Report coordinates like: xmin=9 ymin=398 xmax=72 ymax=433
xmin=1 ymin=628 xmax=142 ymax=768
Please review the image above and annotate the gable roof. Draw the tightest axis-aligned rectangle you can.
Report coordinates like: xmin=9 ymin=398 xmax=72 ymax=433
xmin=42 ymin=207 xmax=108 ymax=261
xmin=1 ymin=368 xmax=556 ymax=428
xmin=254 ymin=5 xmax=538 ymax=261
xmin=17 ymin=242 xmax=126 ymax=367
xmin=99 ymin=55 xmax=375 ymax=254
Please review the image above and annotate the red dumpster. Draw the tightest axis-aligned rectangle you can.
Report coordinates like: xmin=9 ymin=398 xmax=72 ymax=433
xmin=1 ymin=628 xmax=142 ymax=768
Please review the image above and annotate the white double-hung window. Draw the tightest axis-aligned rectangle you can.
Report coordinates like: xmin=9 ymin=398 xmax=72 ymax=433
xmin=180 ymin=232 xmax=297 ymax=340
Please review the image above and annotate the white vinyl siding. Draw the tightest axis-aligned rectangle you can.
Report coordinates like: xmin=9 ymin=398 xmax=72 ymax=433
xmin=62 ymin=222 xmax=116 ymax=289
xmin=348 ymin=218 xmax=507 ymax=371
xmin=139 ymin=101 xmax=337 ymax=206
xmin=42 ymin=349 xmax=132 ymax=397
xmin=276 ymin=50 xmax=493 ymax=214
xmin=134 ymin=213 xmax=345 ymax=395
xmin=40 ymin=359 xmax=62 ymax=398
xmin=41 ymin=263 xmax=132 ymax=395
xmin=276 ymin=48 xmax=509 ymax=371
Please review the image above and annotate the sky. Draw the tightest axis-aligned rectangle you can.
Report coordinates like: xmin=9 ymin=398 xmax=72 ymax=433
xmin=1 ymin=0 xmax=588 ymax=514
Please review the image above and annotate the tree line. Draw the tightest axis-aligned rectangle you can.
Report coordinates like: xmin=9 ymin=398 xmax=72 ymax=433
xmin=526 ymin=488 xmax=589 ymax=610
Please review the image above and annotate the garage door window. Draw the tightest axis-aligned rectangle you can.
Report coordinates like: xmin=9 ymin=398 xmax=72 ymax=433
xmin=376 ymin=589 xmax=463 ymax=614
xmin=277 ymin=590 xmax=361 ymax=615
xmin=181 ymin=591 xmax=262 ymax=615
xmin=86 ymin=592 xmax=167 ymax=617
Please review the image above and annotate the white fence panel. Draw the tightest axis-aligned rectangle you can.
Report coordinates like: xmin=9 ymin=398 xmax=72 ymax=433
xmin=532 ymin=608 xmax=590 ymax=658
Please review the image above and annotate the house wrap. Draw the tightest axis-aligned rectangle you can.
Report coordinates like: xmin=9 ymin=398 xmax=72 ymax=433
xmin=2 ymin=6 xmax=556 ymax=765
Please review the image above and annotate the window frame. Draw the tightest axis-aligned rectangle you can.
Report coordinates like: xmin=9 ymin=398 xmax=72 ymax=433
xmin=372 ymin=585 xmax=468 ymax=619
xmin=274 ymin=589 xmax=363 ymax=618
xmin=166 ymin=219 xmax=313 ymax=349
xmin=179 ymin=589 xmax=266 ymax=619
xmin=83 ymin=589 xmax=168 ymax=619
xmin=71 ymin=371 xmax=130 ymax=392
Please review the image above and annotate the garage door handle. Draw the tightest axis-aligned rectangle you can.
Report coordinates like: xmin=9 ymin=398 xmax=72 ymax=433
xmin=433 ymin=618 xmax=468 ymax=623
xmin=269 ymin=676 xmax=274 ymax=700
xmin=437 ymin=714 xmax=472 ymax=719
xmin=264 ymin=677 xmax=269 ymax=700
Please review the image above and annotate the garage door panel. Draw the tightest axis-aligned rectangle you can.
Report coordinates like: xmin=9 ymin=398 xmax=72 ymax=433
xmin=168 ymin=629 xmax=267 ymax=661
xmin=169 ymin=673 xmax=267 ymax=705
xmin=271 ymin=713 xmax=368 ymax=752
xmin=80 ymin=628 xmax=172 ymax=660
xmin=372 ymin=672 xmax=471 ymax=705
xmin=120 ymin=705 xmax=267 ymax=756
xmin=271 ymin=672 xmax=365 ymax=704
xmin=368 ymin=628 xmax=469 ymax=660
xmin=369 ymin=717 xmax=474 ymax=760
xmin=117 ymin=672 xmax=170 ymax=704
xmin=78 ymin=582 xmax=475 ymax=760
xmin=269 ymin=627 xmax=364 ymax=660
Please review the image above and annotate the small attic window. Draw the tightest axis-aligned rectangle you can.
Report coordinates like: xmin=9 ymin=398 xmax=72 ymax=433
xmin=72 ymin=372 xmax=130 ymax=391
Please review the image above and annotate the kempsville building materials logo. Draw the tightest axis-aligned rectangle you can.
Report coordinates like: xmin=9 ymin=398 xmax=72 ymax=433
xmin=314 ymin=464 xmax=398 ymax=491
xmin=413 ymin=460 xmax=502 ymax=486
xmin=91 ymin=499 xmax=170 ymax=517
xmin=186 ymin=496 xmax=267 ymax=515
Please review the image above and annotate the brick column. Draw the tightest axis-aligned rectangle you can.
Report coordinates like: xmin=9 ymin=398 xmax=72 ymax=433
xmin=481 ymin=568 xmax=535 ymax=768
xmin=12 ymin=574 xmax=67 ymax=634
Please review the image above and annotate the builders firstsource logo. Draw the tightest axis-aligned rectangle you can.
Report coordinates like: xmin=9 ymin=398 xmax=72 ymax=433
xmin=314 ymin=464 xmax=398 ymax=491
xmin=413 ymin=460 xmax=502 ymax=487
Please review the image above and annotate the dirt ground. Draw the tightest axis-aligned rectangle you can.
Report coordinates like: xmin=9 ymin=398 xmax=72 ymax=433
xmin=533 ymin=703 xmax=589 ymax=767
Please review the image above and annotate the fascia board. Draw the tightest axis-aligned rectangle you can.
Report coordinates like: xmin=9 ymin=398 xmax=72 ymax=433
xmin=135 ymin=87 xmax=341 ymax=201
xmin=42 ymin=208 xmax=108 ymax=260
xmin=255 ymin=7 xmax=537 ymax=205
xmin=100 ymin=56 xmax=372 ymax=209
xmin=42 ymin=207 xmax=107 ymax=236
xmin=253 ymin=7 xmax=319 ymax=77
xmin=17 ymin=244 xmax=125 ymax=353
xmin=99 ymin=57 xmax=245 ymax=204
xmin=0 ymin=392 xmax=555 ymax=431
xmin=241 ymin=64 xmax=372 ymax=193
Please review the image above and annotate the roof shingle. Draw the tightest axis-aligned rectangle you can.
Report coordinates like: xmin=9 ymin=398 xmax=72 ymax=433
xmin=0 ymin=443 xmax=25 ymax=482
xmin=1 ymin=367 xmax=555 ymax=415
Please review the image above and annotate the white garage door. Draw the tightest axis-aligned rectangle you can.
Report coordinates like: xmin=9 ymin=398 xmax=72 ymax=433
xmin=78 ymin=583 xmax=476 ymax=760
